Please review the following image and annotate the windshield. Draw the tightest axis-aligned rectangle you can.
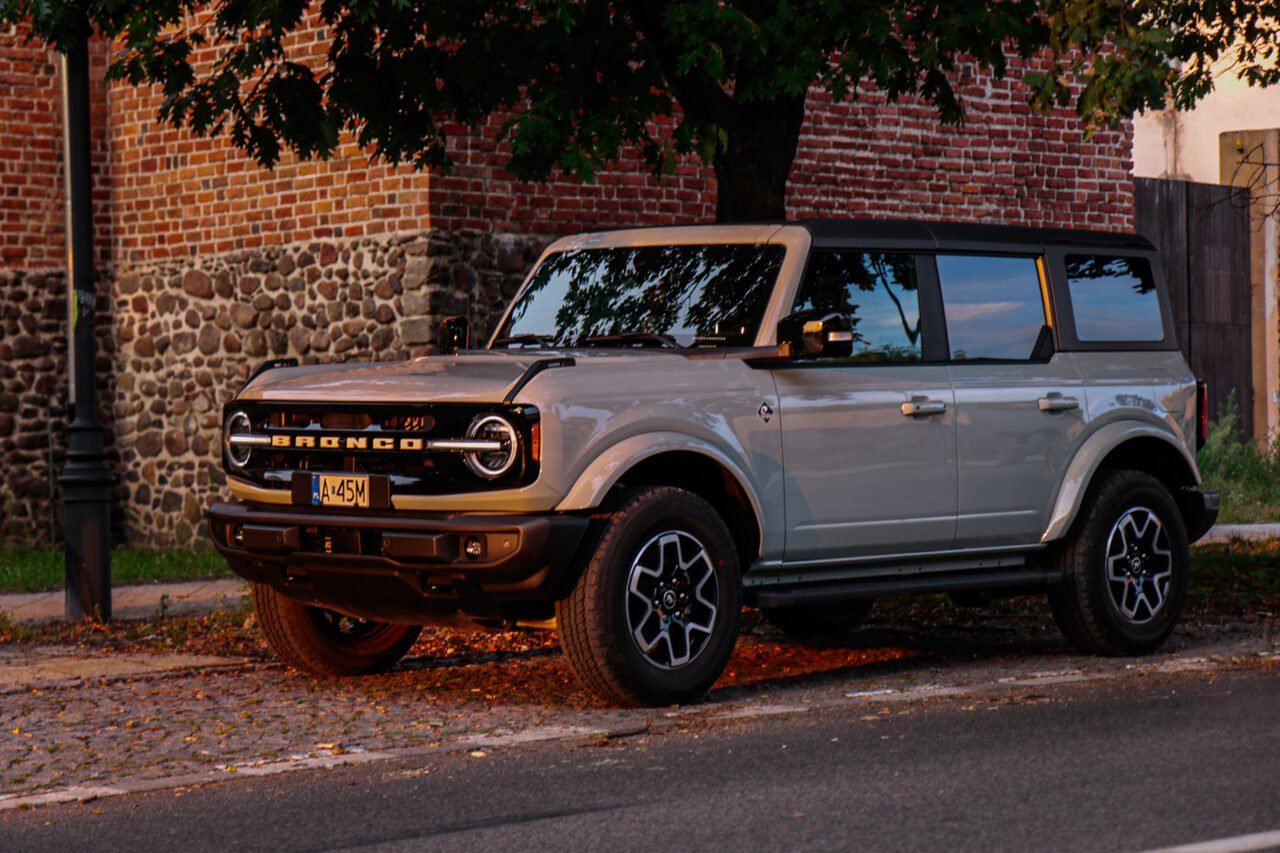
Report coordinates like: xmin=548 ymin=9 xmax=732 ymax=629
xmin=493 ymin=244 xmax=785 ymax=349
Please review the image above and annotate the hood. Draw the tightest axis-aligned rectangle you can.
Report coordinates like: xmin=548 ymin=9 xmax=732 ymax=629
xmin=238 ymin=352 xmax=545 ymax=404
xmin=235 ymin=349 xmax=695 ymax=405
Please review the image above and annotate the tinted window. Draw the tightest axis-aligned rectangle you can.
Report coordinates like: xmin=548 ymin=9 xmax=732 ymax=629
xmin=792 ymin=251 xmax=922 ymax=362
xmin=1065 ymin=255 xmax=1164 ymax=342
xmin=498 ymin=244 xmax=783 ymax=348
xmin=937 ymin=255 xmax=1045 ymax=360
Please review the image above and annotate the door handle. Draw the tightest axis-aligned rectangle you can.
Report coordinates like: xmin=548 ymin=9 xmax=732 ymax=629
xmin=901 ymin=398 xmax=947 ymax=417
xmin=1038 ymin=394 xmax=1079 ymax=413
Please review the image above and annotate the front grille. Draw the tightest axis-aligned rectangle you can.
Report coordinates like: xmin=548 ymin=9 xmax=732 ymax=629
xmin=223 ymin=402 xmax=538 ymax=495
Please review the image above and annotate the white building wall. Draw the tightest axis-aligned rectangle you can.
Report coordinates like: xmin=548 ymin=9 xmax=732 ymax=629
xmin=1134 ymin=71 xmax=1280 ymax=182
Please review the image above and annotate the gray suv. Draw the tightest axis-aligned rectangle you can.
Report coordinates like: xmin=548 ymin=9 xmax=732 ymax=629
xmin=209 ymin=220 xmax=1218 ymax=706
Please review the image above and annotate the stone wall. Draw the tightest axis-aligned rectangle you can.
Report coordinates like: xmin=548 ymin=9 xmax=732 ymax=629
xmin=0 ymin=268 xmax=121 ymax=547
xmin=111 ymin=228 xmax=546 ymax=547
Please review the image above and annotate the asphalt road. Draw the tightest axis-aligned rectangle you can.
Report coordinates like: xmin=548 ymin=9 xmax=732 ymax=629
xmin=6 ymin=665 xmax=1279 ymax=852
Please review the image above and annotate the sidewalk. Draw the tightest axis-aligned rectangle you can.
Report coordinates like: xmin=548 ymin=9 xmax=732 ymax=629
xmin=0 ymin=577 xmax=246 ymax=625
xmin=0 ymin=522 xmax=1276 ymax=626
xmin=1197 ymin=522 xmax=1280 ymax=543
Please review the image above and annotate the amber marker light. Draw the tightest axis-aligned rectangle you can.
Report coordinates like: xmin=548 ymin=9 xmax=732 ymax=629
xmin=530 ymin=422 xmax=541 ymax=463
xmin=1196 ymin=380 xmax=1209 ymax=450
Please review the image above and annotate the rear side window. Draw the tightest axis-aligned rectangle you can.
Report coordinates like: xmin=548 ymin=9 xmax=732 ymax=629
xmin=1064 ymin=255 xmax=1164 ymax=342
xmin=792 ymin=251 xmax=922 ymax=362
xmin=936 ymin=255 xmax=1045 ymax=360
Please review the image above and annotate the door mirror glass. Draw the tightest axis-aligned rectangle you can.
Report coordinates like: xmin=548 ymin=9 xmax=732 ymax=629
xmin=777 ymin=310 xmax=854 ymax=359
xmin=437 ymin=315 xmax=471 ymax=354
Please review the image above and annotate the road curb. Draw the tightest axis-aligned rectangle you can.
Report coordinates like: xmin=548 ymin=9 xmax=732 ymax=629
xmin=3 ymin=641 xmax=1275 ymax=813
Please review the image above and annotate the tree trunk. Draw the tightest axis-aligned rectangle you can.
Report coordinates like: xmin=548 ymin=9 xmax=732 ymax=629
xmin=713 ymin=92 xmax=808 ymax=223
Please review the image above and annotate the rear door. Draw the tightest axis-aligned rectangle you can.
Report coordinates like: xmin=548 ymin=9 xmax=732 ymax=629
xmin=935 ymin=254 xmax=1088 ymax=548
xmin=773 ymin=249 xmax=957 ymax=562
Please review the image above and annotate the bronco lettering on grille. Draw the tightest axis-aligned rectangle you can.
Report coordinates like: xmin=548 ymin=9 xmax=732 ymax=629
xmin=269 ymin=435 xmax=426 ymax=451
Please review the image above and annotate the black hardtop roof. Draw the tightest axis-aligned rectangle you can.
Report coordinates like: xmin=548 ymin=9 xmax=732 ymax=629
xmin=799 ymin=218 xmax=1155 ymax=253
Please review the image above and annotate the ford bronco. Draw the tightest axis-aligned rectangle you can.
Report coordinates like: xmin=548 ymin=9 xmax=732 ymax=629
xmin=209 ymin=221 xmax=1218 ymax=705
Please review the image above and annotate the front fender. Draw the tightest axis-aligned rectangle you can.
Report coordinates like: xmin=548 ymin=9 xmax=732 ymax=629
xmin=1041 ymin=419 xmax=1200 ymax=543
xmin=555 ymin=431 xmax=766 ymax=550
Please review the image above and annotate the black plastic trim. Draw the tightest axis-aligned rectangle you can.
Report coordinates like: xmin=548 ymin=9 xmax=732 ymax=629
xmin=239 ymin=357 xmax=299 ymax=394
xmin=800 ymin=219 xmax=1155 ymax=254
xmin=503 ymin=357 xmax=576 ymax=402
xmin=206 ymin=501 xmax=589 ymax=622
xmin=748 ymin=568 xmax=1062 ymax=608
xmin=1179 ymin=489 xmax=1220 ymax=544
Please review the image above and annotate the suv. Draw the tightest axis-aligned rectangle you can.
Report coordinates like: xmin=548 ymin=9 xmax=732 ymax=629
xmin=209 ymin=221 xmax=1218 ymax=706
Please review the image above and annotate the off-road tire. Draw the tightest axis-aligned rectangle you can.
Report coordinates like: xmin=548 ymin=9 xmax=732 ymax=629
xmin=556 ymin=486 xmax=742 ymax=706
xmin=1048 ymin=469 xmax=1189 ymax=655
xmin=762 ymin=599 xmax=874 ymax=639
xmin=251 ymin=583 xmax=422 ymax=676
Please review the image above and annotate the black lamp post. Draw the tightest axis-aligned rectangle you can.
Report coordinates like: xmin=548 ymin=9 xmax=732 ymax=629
xmin=59 ymin=18 xmax=114 ymax=622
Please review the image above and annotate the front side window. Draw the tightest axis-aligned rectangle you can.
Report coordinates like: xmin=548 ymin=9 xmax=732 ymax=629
xmin=495 ymin=244 xmax=784 ymax=348
xmin=791 ymin=251 xmax=922 ymax=363
xmin=937 ymin=255 xmax=1046 ymax=360
xmin=1064 ymin=255 xmax=1164 ymax=342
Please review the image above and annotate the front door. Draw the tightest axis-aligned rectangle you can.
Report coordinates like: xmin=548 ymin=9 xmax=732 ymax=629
xmin=775 ymin=365 xmax=956 ymax=562
xmin=773 ymin=249 xmax=957 ymax=564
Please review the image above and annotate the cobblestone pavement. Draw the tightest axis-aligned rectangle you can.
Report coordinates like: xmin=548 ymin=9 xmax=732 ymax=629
xmin=2 ymin=608 xmax=1276 ymax=809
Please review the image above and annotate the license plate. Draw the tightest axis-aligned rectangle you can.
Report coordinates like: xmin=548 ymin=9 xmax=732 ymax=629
xmin=311 ymin=474 xmax=370 ymax=508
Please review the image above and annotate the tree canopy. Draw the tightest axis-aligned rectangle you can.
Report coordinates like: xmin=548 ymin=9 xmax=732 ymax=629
xmin=7 ymin=1 xmax=1280 ymax=221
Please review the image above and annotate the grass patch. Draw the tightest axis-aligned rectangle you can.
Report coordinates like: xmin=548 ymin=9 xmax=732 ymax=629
xmin=1198 ymin=400 xmax=1280 ymax=523
xmin=1187 ymin=538 xmax=1280 ymax=620
xmin=0 ymin=547 xmax=231 ymax=594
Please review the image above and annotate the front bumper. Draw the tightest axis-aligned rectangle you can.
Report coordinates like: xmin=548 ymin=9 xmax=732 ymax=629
xmin=207 ymin=501 xmax=589 ymax=624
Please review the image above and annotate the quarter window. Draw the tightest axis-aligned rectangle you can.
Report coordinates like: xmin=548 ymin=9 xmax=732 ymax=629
xmin=937 ymin=255 xmax=1046 ymax=360
xmin=1064 ymin=255 xmax=1164 ymax=342
xmin=792 ymin=251 xmax=922 ymax=362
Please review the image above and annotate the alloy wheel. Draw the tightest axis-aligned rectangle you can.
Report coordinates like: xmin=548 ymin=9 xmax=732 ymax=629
xmin=1104 ymin=506 xmax=1173 ymax=625
xmin=624 ymin=530 xmax=720 ymax=669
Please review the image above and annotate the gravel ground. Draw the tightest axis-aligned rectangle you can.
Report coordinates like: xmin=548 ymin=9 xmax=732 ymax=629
xmin=2 ymin=601 xmax=1276 ymax=803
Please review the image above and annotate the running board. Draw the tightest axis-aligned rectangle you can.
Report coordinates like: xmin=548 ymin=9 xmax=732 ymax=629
xmin=747 ymin=568 xmax=1062 ymax=609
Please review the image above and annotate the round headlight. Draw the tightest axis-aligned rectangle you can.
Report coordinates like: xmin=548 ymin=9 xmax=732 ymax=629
xmin=464 ymin=414 xmax=519 ymax=479
xmin=224 ymin=410 xmax=254 ymax=469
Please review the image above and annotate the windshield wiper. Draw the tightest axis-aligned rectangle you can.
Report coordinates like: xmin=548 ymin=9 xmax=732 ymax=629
xmin=493 ymin=334 xmax=558 ymax=349
xmin=578 ymin=333 xmax=681 ymax=349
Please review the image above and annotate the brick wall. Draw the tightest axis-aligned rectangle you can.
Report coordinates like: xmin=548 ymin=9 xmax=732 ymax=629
xmin=434 ymin=119 xmax=718 ymax=234
xmin=105 ymin=103 xmax=436 ymax=268
xmin=99 ymin=43 xmax=1133 ymax=268
xmin=432 ymin=58 xmax=1133 ymax=235
xmin=105 ymin=18 xmax=434 ymax=270
xmin=787 ymin=63 xmax=1133 ymax=231
xmin=0 ymin=24 xmax=112 ymax=272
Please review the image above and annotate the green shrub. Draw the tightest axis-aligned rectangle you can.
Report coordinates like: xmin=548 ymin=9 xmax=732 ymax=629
xmin=1197 ymin=396 xmax=1280 ymax=523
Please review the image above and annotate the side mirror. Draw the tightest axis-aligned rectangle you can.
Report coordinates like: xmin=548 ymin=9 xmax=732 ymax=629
xmin=437 ymin=315 xmax=471 ymax=354
xmin=777 ymin=310 xmax=854 ymax=359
